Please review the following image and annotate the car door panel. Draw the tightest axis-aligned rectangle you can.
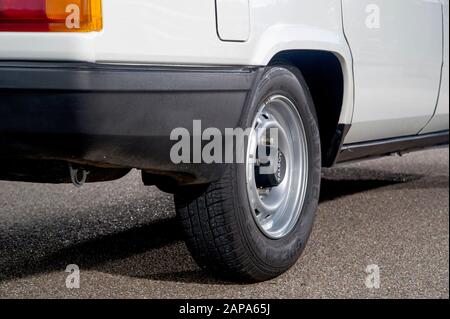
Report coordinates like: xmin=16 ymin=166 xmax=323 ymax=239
xmin=342 ymin=0 xmax=443 ymax=143
xmin=421 ymin=0 xmax=449 ymax=134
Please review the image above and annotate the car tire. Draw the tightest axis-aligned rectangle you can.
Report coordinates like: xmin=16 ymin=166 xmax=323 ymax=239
xmin=175 ymin=66 xmax=322 ymax=282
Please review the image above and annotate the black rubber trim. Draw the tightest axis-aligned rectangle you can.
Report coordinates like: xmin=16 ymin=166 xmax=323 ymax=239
xmin=0 ymin=62 xmax=264 ymax=185
xmin=323 ymin=123 xmax=351 ymax=167
xmin=336 ymin=130 xmax=449 ymax=163
xmin=0 ymin=61 xmax=258 ymax=92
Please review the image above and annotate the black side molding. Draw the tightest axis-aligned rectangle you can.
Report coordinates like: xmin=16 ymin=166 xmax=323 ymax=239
xmin=0 ymin=61 xmax=258 ymax=92
xmin=336 ymin=130 xmax=449 ymax=164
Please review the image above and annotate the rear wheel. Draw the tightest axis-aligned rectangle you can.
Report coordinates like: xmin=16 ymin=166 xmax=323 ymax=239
xmin=175 ymin=66 xmax=322 ymax=282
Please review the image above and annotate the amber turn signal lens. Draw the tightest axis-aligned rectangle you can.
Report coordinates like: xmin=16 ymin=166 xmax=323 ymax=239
xmin=0 ymin=0 xmax=102 ymax=32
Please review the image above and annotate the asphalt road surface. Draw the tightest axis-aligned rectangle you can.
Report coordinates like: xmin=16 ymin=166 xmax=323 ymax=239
xmin=0 ymin=148 xmax=448 ymax=299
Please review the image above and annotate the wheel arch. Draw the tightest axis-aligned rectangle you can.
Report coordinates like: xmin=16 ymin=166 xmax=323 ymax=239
xmin=268 ymin=50 xmax=352 ymax=167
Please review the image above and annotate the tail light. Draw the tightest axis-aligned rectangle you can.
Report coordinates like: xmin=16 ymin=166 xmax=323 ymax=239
xmin=0 ymin=0 xmax=102 ymax=32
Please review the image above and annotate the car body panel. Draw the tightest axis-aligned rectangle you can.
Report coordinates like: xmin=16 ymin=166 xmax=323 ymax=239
xmin=342 ymin=0 xmax=444 ymax=144
xmin=421 ymin=0 xmax=450 ymax=134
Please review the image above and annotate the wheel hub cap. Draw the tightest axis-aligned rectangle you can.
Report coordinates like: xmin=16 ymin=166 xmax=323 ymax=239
xmin=254 ymin=148 xmax=287 ymax=188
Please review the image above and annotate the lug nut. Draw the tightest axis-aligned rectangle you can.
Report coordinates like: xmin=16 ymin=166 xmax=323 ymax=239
xmin=261 ymin=136 xmax=274 ymax=146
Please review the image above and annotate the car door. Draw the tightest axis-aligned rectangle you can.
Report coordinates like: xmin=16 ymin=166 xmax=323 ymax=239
xmin=421 ymin=0 xmax=449 ymax=134
xmin=342 ymin=0 xmax=443 ymax=144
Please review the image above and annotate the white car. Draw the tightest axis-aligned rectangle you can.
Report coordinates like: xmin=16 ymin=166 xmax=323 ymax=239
xmin=0 ymin=0 xmax=448 ymax=282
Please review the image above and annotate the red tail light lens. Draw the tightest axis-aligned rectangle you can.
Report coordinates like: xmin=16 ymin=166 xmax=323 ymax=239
xmin=0 ymin=0 xmax=47 ymax=31
xmin=0 ymin=0 xmax=102 ymax=32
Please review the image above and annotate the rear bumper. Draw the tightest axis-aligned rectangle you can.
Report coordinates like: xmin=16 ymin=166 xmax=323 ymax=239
xmin=0 ymin=62 xmax=261 ymax=184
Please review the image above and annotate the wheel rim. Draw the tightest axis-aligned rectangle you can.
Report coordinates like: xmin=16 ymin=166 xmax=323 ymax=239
xmin=246 ymin=95 xmax=309 ymax=239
